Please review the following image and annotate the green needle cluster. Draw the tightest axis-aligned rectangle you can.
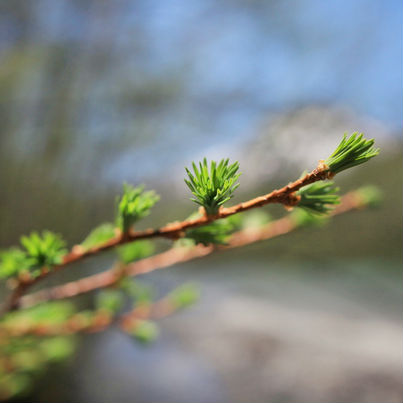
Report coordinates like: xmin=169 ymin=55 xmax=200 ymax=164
xmin=355 ymin=185 xmax=382 ymax=208
xmin=80 ymin=223 xmax=116 ymax=251
xmin=168 ymin=283 xmax=200 ymax=309
xmin=290 ymin=209 xmax=328 ymax=228
xmin=0 ymin=248 xmax=30 ymax=279
xmin=296 ymin=181 xmax=340 ymax=215
xmin=325 ymin=132 xmax=379 ymax=174
xmin=96 ymin=290 xmax=124 ymax=314
xmin=129 ymin=320 xmax=159 ymax=344
xmin=0 ymin=231 xmax=66 ymax=279
xmin=117 ymin=240 xmax=154 ymax=264
xmin=20 ymin=231 xmax=67 ymax=268
xmin=116 ymin=184 xmax=159 ymax=233
xmin=185 ymin=218 xmax=236 ymax=246
xmin=185 ymin=158 xmax=241 ymax=215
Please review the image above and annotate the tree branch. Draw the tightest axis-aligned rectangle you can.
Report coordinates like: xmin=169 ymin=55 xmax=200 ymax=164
xmin=18 ymin=190 xmax=365 ymax=309
xmin=0 ymin=296 xmax=180 ymax=338
xmin=2 ymin=163 xmax=331 ymax=313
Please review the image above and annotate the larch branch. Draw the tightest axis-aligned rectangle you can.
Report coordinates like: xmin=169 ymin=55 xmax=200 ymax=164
xmin=19 ymin=190 xmax=365 ymax=309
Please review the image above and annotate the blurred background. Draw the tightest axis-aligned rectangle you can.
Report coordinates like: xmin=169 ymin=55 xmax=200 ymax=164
xmin=0 ymin=0 xmax=401 ymax=402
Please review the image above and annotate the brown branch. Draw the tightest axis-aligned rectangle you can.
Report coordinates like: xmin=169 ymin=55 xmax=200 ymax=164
xmin=19 ymin=190 xmax=365 ymax=309
xmin=2 ymin=164 xmax=331 ymax=313
xmin=0 ymin=296 xmax=179 ymax=338
xmin=19 ymin=246 xmax=214 ymax=309
xmin=0 ymin=310 xmax=113 ymax=337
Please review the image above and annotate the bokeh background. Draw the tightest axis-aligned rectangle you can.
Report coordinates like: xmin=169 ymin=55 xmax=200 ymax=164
xmin=0 ymin=1 xmax=402 ymax=402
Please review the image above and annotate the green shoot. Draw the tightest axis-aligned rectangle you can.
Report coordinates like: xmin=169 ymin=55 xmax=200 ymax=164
xmin=296 ymin=181 xmax=340 ymax=215
xmin=119 ymin=277 xmax=154 ymax=306
xmin=0 ymin=248 xmax=30 ymax=279
xmin=129 ymin=320 xmax=159 ymax=344
xmin=240 ymin=210 xmax=272 ymax=229
xmin=168 ymin=283 xmax=200 ymax=309
xmin=119 ymin=278 xmax=154 ymax=305
xmin=290 ymin=209 xmax=329 ymax=228
xmin=355 ymin=185 xmax=383 ymax=208
xmin=96 ymin=290 xmax=124 ymax=314
xmin=80 ymin=223 xmax=116 ymax=251
xmin=40 ymin=336 xmax=76 ymax=363
xmin=185 ymin=158 xmax=241 ymax=215
xmin=325 ymin=132 xmax=379 ymax=174
xmin=116 ymin=184 xmax=159 ymax=233
xmin=2 ymin=301 xmax=75 ymax=326
xmin=117 ymin=240 xmax=155 ymax=264
xmin=20 ymin=231 xmax=67 ymax=269
xmin=185 ymin=218 xmax=237 ymax=246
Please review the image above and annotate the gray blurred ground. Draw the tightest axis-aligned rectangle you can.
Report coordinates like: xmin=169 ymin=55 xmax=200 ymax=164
xmin=35 ymin=259 xmax=402 ymax=403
